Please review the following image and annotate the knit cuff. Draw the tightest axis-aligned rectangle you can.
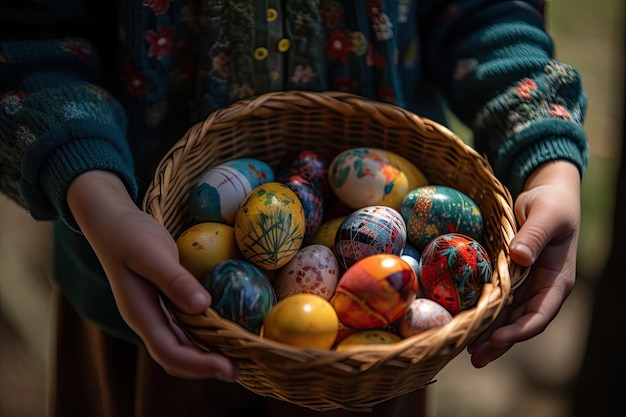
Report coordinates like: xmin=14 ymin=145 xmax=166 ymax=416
xmin=494 ymin=118 xmax=589 ymax=196
xmin=21 ymin=120 xmax=138 ymax=228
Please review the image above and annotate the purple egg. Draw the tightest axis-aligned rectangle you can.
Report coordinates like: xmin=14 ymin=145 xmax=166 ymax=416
xmin=280 ymin=174 xmax=324 ymax=240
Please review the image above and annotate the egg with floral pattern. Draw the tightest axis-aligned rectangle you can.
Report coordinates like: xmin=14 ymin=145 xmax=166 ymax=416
xmin=328 ymin=147 xmax=428 ymax=210
xmin=401 ymin=185 xmax=483 ymax=251
xmin=419 ymin=233 xmax=492 ymax=315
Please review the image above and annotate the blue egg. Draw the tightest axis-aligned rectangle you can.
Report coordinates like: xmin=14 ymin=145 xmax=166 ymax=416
xmin=189 ymin=158 xmax=275 ymax=224
xmin=201 ymin=259 xmax=277 ymax=334
xmin=401 ymin=185 xmax=483 ymax=250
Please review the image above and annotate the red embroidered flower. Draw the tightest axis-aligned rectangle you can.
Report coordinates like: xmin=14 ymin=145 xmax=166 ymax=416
xmin=326 ymin=30 xmax=353 ymax=64
xmin=516 ymin=78 xmax=537 ymax=100
xmin=60 ymin=39 xmax=91 ymax=60
xmin=549 ymin=104 xmax=571 ymax=120
xmin=120 ymin=61 xmax=150 ymax=95
xmin=143 ymin=0 xmax=172 ymax=15
xmin=145 ymin=26 xmax=174 ymax=60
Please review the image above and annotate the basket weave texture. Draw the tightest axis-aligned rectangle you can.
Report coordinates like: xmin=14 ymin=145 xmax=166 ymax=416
xmin=142 ymin=91 xmax=527 ymax=412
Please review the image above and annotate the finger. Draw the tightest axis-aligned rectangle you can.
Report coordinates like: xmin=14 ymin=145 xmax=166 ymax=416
xmin=127 ymin=236 xmax=211 ymax=315
xmin=116 ymin=271 xmax=238 ymax=380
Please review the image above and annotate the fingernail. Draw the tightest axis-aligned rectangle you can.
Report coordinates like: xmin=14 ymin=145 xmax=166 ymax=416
xmin=511 ymin=243 xmax=534 ymax=264
xmin=188 ymin=291 xmax=209 ymax=312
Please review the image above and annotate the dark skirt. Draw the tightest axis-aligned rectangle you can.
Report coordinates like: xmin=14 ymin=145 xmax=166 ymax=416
xmin=50 ymin=290 xmax=427 ymax=417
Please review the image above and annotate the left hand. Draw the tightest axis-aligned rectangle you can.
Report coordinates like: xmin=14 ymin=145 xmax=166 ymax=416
xmin=468 ymin=160 xmax=581 ymax=367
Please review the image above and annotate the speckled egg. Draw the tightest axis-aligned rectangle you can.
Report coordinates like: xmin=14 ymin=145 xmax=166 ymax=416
xmin=333 ymin=254 xmax=418 ymax=329
xmin=334 ymin=206 xmax=407 ymax=271
xmin=273 ymin=244 xmax=340 ymax=301
xmin=398 ymin=298 xmax=453 ymax=337
xmin=262 ymin=293 xmax=339 ymax=350
xmin=277 ymin=150 xmax=332 ymax=201
xmin=189 ymin=158 xmax=274 ymax=224
xmin=280 ymin=174 xmax=324 ymax=241
xmin=334 ymin=329 xmax=401 ymax=351
xmin=175 ymin=222 xmax=241 ymax=279
xmin=419 ymin=233 xmax=492 ymax=315
xmin=328 ymin=147 xmax=428 ymax=210
xmin=234 ymin=182 xmax=305 ymax=271
xmin=201 ymin=259 xmax=277 ymax=334
xmin=401 ymin=185 xmax=483 ymax=250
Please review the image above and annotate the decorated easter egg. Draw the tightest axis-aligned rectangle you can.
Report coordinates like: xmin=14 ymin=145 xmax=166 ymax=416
xmin=201 ymin=259 xmax=277 ymax=334
xmin=419 ymin=233 xmax=492 ymax=315
xmin=176 ymin=222 xmax=241 ymax=279
xmin=262 ymin=293 xmax=339 ymax=349
xmin=328 ymin=147 xmax=428 ymax=210
xmin=277 ymin=150 xmax=332 ymax=201
xmin=334 ymin=206 xmax=407 ymax=270
xmin=401 ymin=185 xmax=483 ymax=250
xmin=334 ymin=329 xmax=401 ymax=351
xmin=333 ymin=254 xmax=418 ymax=329
xmin=189 ymin=158 xmax=274 ymax=224
xmin=234 ymin=182 xmax=305 ymax=270
xmin=273 ymin=244 xmax=340 ymax=301
xmin=280 ymin=174 xmax=324 ymax=240
xmin=398 ymin=298 xmax=453 ymax=337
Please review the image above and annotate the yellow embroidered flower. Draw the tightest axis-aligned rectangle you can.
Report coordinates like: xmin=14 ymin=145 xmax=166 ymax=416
xmin=277 ymin=38 xmax=291 ymax=52
xmin=267 ymin=8 xmax=278 ymax=22
xmin=254 ymin=47 xmax=269 ymax=60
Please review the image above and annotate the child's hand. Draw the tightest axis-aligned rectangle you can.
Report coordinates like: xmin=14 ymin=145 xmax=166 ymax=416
xmin=468 ymin=161 xmax=581 ymax=367
xmin=67 ymin=170 xmax=238 ymax=381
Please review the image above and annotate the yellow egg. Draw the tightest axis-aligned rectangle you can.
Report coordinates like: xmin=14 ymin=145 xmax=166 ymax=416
xmin=235 ymin=182 xmax=305 ymax=270
xmin=176 ymin=222 xmax=241 ymax=279
xmin=305 ymin=216 xmax=346 ymax=249
xmin=334 ymin=329 xmax=401 ymax=351
xmin=262 ymin=294 xmax=339 ymax=349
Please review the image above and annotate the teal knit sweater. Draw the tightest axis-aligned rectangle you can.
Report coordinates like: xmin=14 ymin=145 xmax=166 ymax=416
xmin=0 ymin=0 xmax=589 ymax=343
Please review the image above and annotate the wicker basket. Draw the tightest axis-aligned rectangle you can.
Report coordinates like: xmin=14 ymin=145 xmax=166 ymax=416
xmin=142 ymin=91 xmax=527 ymax=412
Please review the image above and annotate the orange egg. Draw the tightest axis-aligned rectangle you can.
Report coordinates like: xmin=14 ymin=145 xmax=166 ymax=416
xmin=333 ymin=254 xmax=418 ymax=329
xmin=176 ymin=222 xmax=241 ymax=279
xmin=262 ymin=294 xmax=339 ymax=349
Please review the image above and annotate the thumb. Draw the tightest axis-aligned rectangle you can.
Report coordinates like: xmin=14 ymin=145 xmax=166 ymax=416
xmin=509 ymin=193 xmax=552 ymax=267
xmin=131 ymin=239 xmax=211 ymax=314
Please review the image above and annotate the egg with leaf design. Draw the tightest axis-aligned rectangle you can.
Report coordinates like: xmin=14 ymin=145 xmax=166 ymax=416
xmin=234 ymin=182 xmax=305 ymax=271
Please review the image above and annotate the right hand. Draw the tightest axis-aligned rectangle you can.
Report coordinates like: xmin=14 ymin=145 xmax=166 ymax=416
xmin=67 ymin=170 xmax=238 ymax=381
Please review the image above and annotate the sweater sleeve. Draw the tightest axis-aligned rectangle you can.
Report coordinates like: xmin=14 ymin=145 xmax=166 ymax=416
xmin=0 ymin=37 xmax=138 ymax=227
xmin=420 ymin=0 xmax=589 ymax=196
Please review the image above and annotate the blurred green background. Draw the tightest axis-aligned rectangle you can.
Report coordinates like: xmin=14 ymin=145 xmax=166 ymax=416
xmin=1 ymin=1 xmax=624 ymax=416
